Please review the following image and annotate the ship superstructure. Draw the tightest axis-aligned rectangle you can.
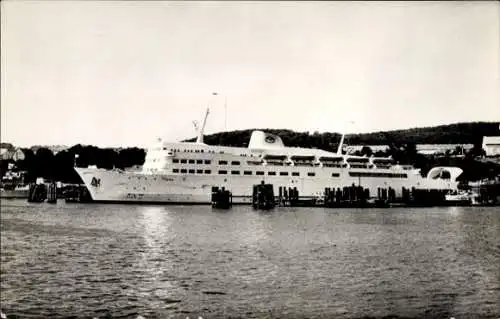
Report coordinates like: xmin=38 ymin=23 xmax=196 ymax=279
xmin=75 ymin=109 xmax=463 ymax=204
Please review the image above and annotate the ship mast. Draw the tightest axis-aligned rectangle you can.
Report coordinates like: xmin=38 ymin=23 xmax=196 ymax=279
xmin=337 ymin=120 xmax=354 ymax=155
xmin=336 ymin=132 xmax=345 ymax=155
xmin=224 ymin=95 xmax=228 ymax=132
xmin=195 ymin=108 xmax=210 ymax=144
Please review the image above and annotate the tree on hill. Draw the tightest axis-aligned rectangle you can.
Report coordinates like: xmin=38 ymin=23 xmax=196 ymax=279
xmin=28 ymin=148 xmax=56 ymax=181
xmin=118 ymin=147 xmax=146 ymax=168
xmin=0 ymin=159 xmax=11 ymax=177
xmin=0 ymin=143 xmax=15 ymax=150
xmin=453 ymin=145 xmax=464 ymax=156
xmin=360 ymin=146 xmax=373 ymax=157
xmin=467 ymin=140 xmax=486 ymax=158
xmin=192 ymin=121 xmax=499 ymax=148
xmin=53 ymin=150 xmax=81 ymax=183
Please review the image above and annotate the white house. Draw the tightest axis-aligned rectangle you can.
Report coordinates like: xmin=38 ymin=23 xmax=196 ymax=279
xmin=0 ymin=148 xmax=25 ymax=161
xmin=482 ymin=136 xmax=500 ymax=156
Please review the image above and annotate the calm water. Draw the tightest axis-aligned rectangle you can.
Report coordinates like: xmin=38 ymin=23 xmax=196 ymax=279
xmin=1 ymin=200 xmax=499 ymax=319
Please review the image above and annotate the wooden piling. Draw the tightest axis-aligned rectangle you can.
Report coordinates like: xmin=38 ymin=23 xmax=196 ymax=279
xmin=211 ymin=186 xmax=232 ymax=209
xmin=252 ymin=182 xmax=275 ymax=210
xmin=47 ymin=183 xmax=57 ymax=203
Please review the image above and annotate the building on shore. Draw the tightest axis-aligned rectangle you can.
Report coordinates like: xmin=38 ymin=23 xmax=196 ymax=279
xmin=0 ymin=147 xmax=25 ymax=161
xmin=346 ymin=144 xmax=474 ymax=156
xmin=482 ymin=136 xmax=500 ymax=157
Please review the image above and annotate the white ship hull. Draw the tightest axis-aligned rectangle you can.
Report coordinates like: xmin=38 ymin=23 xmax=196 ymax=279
xmin=74 ymin=125 xmax=463 ymax=205
xmin=75 ymin=166 xmax=459 ymax=204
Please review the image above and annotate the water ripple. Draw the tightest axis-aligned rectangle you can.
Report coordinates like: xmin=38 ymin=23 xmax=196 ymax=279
xmin=1 ymin=201 xmax=499 ymax=318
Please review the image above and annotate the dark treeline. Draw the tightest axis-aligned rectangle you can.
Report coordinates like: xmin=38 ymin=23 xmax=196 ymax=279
xmin=1 ymin=122 xmax=499 ymax=183
xmin=184 ymin=122 xmax=500 ymax=148
xmin=3 ymin=141 xmax=495 ymax=183
xmin=1 ymin=145 xmax=145 ymax=184
xmin=347 ymin=122 xmax=500 ymax=145
xmin=182 ymin=121 xmax=499 ymax=181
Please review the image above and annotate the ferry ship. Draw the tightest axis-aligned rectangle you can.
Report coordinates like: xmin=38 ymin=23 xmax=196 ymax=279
xmin=75 ymin=109 xmax=463 ymax=204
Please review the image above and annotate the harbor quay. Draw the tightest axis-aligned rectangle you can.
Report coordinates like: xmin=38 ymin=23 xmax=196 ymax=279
xmin=7 ymin=178 xmax=499 ymax=208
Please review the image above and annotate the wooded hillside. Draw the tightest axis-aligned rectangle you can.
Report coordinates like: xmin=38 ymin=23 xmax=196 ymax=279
xmin=184 ymin=122 xmax=500 ymax=150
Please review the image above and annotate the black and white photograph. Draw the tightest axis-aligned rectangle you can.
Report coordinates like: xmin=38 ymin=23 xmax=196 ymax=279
xmin=1 ymin=1 xmax=499 ymax=318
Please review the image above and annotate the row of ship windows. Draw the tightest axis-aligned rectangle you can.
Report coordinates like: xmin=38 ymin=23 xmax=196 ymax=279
xmin=162 ymin=148 xmax=256 ymax=156
xmin=158 ymin=148 xmax=253 ymax=156
xmin=172 ymin=159 xmax=391 ymax=169
xmin=173 ymin=169 xmax=212 ymax=174
xmin=173 ymin=159 xmax=212 ymax=164
xmin=163 ymin=148 xmax=221 ymax=154
xmin=170 ymin=169 xmax=407 ymax=178
xmin=173 ymin=159 xmax=245 ymax=165
xmin=349 ymin=172 xmax=408 ymax=178
xmin=171 ymin=169 xmax=337 ymax=177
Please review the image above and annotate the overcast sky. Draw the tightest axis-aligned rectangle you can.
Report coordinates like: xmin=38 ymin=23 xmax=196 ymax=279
xmin=1 ymin=1 xmax=499 ymax=148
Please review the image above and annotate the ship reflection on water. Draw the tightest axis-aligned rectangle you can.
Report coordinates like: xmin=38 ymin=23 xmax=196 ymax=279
xmin=0 ymin=201 xmax=499 ymax=318
xmin=140 ymin=207 xmax=171 ymax=270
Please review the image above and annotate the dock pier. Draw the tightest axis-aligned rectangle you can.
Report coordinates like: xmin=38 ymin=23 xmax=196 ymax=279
xmin=211 ymin=186 xmax=233 ymax=209
xmin=47 ymin=182 xmax=57 ymax=203
xmin=252 ymin=182 xmax=276 ymax=210
xmin=249 ymin=183 xmax=495 ymax=209
xmin=27 ymin=183 xmax=47 ymax=203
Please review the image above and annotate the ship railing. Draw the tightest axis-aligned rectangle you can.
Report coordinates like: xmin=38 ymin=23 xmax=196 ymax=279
xmin=350 ymin=164 xmax=369 ymax=169
xmin=318 ymin=156 xmax=344 ymax=162
xmin=323 ymin=164 xmax=343 ymax=168
xmin=294 ymin=162 xmax=314 ymax=167
xmin=374 ymin=164 xmax=391 ymax=169
xmin=346 ymin=158 xmax=370 ymax=163
xmin=372 ymin=160 xmax=394 ymax=164
xmin=389 ymin=165 xmax=416 ymax=171
xmin=266 ymin=161 xmax=285 ymax=166
xmin=247 ymin=160 xmax=264 ymax=165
